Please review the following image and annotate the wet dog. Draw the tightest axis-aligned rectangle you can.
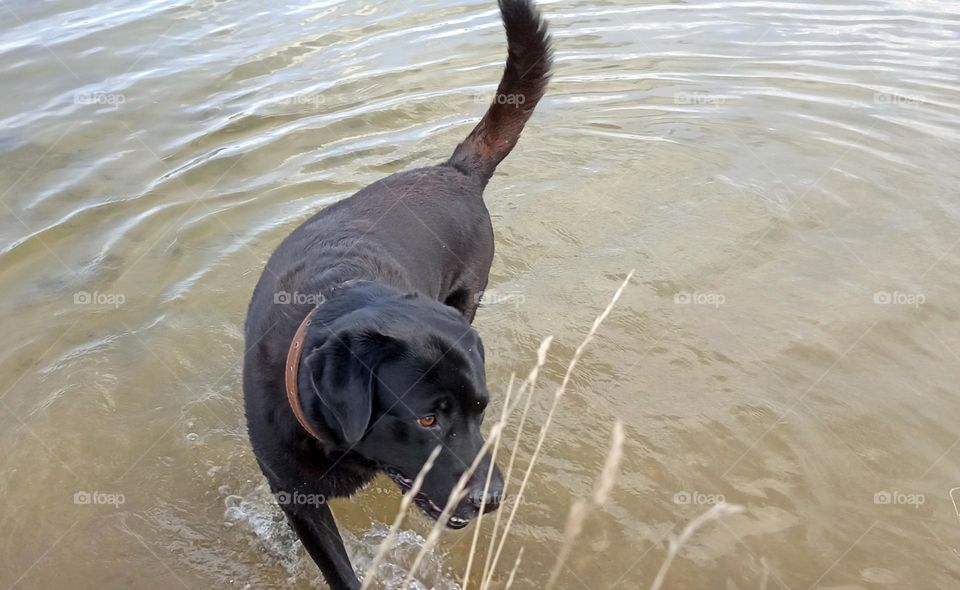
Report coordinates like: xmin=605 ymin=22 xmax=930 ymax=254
xmin=242 ymin=1 xmax=551 ymax=588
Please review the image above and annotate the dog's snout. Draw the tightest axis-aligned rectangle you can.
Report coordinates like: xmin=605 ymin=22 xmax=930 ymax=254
xmin=468 ymin=463 xmax=504 ymax=514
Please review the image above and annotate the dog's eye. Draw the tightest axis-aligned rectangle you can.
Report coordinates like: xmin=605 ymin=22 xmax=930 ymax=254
xmin=417 ymin=415 xmax=437 ymax=428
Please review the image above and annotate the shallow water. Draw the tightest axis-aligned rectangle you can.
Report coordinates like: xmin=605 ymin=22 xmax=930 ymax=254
xmin=2 ymin=0 xmax=960 ymax=588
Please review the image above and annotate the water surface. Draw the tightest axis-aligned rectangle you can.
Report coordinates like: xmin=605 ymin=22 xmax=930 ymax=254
xmin=2 ymin=0 xmax=960 ymax=588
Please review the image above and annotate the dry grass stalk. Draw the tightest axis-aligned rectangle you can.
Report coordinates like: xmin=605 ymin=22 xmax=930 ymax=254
xmin=591 ymin=421 xmax=625 ymax=506
xmin=480 ymin=271 xmax=634 ymax=590
xmin=475 ymin=337 xmax=552 ymax=588
xmin=368 ymin=272 xmax=631 ymax=588
xmin=461 ymin=373 xmax=515 ymax=590
xmin=649 ymin=502 xmax=746 ymax=590
xmin=545 ymin=420 xmax=625 ymax=589
xmin=402 ymin=420 xmax=506 ymax=586
xmin=503 ymin=546 xmax=524 ymax=590
xmin=358 ymin=445 xmax=442 ymax=590
xmin=363 ymin=336 xmax=552 ymax=589
xmin=546 ymin=499 xmax=588 ymax=589
xmin=361 ymin=271 xmax=757 ymax=590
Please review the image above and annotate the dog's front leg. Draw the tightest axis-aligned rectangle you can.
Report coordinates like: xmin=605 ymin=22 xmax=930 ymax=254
xmin=281 ymin=501 xmax=361 ymax=590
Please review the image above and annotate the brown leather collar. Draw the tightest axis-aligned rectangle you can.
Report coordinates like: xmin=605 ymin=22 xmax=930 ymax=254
xmin=285 ymin=306 xmax=325 ymax=441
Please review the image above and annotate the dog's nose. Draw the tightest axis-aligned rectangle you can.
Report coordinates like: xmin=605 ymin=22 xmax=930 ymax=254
xmin=468 ymin=464 xmax=504 ymax=513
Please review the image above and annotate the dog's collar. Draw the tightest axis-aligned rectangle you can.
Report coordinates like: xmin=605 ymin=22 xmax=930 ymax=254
xmin=284 ymin=279 xmax=371 ymax=441
xmin=285 ymin=306 xmax=325 ymax=441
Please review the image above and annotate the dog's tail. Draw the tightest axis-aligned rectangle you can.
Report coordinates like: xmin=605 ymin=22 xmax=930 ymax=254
xmin=448 ymin=0 xmax=552 ymax=182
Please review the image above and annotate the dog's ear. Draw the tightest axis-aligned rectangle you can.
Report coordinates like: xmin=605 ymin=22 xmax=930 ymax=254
xmin=303 ymin=329 xmax=401 ymax=445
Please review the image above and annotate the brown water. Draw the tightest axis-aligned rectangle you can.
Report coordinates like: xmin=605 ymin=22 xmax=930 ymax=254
xmin=2 ymin=0 xmax=960 ymax=588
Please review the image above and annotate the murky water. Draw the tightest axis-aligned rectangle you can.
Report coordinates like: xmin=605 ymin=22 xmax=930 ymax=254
xmin=2 ymin=0 xmax=960 ymax=588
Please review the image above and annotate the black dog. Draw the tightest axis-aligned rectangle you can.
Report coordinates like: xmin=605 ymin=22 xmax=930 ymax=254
xmin=242 ymin=1 xmax=551 ymax=588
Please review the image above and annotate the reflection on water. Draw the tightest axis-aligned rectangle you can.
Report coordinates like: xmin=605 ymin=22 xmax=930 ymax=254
xmin=1 ymin=0 xmax=959 ymax=588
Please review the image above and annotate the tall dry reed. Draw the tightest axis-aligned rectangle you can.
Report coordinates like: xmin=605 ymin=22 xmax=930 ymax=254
xmin=359 ymin=271 xmax=746 ymax=589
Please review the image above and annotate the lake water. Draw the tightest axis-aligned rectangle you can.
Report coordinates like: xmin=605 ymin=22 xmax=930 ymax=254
xmin=1 ymin=0 xmax=959 ymax=588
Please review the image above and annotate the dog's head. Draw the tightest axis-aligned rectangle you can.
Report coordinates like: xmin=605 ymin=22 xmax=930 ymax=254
xmin=297 ymin=283 xmax=504 ymax=529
